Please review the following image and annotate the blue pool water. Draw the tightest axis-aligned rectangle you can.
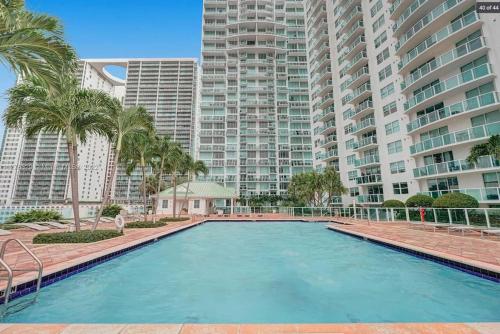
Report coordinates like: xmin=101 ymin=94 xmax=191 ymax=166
xmin=4 ymin=222 xmax=500 ymax=323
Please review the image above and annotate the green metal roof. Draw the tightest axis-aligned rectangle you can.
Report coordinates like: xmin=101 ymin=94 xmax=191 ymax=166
xmin=157 ymin=182 xmax=237 ymax=199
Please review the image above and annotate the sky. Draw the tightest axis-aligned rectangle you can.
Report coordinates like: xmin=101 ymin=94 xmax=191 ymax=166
xmin=0 ymin=0 xmax=203 ymax=138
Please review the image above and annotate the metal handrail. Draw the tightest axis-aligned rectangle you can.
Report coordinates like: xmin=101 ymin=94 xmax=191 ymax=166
xmin=0 ymin=239 xmax=43 ymax=313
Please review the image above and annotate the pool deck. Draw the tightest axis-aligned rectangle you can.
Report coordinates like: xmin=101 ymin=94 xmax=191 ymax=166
xmin=0 ymin=323 xmax=498 ymax=334
xmin=0 ymin=214 xmax=499 ymax=333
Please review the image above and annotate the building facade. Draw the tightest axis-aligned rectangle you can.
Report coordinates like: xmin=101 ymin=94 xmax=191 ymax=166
xmin=198 ymin=0 xmax=314 ymax=197
xmin=0 ymin=58 xmax=198 ymax=205
xmin=309 ymin=0 xmax=500 ymax=206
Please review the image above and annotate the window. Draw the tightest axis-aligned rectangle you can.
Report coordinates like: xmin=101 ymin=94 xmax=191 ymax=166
xmin=162 ymin=200 xmax=168 ymax=209
xmin=374 ymin=31 xmax=387 ymax=48
xmin=393 ymin=182 xmax=409 ymax=194
xmin=427 ymin=177 xmax=459 ymax=193
xmin=346 ymin=138 xmax=355 ymax=150
xmin=372 ymin=15 xmax=385 ymax=33
xmin=378 ymin=65 xmax=392 ymax=82
xmin=376 ymin=47 xmax=389 ymax=64
xmin=347 ymin=154 xmax=356 ymax=165
xmin=370 ymin=0 xmax=382 ymax=17
xmin=390 ymin=161 xmax=405 ymax=174
xmin=471 ymin=110 xmax=500 ymax=127
xmin=483 ymin=172 xmax=500 ymax=187
xmin=350 ymin=187 xmax=360 ymax=197
xmin=387 ymin=140 xmax=403 ymax=154
xmin=348 ymin=170 xmax=358 ymax=181
xmin=383 ymin=101 xmax=397 ymax=116
xmin=194 ymin=200 xmax=200 ymax=209
xmin=380 ymin=83 xmax=394 ymax=99
xmin=385 ymin=120 xmax=400 ymax=135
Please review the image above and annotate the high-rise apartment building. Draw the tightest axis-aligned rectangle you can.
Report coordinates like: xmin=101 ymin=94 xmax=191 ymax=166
xmin=308 ymin=0 xmax=500 ymax=206
xmin=198 ymin=0 xmax=314 ymax=197
xmin=0 ymin=58 xmax=198 ymax=205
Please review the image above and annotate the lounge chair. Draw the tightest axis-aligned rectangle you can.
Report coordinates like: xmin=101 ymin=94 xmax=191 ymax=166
xmin=409 ymin=221 xmax=449 ymax=232
xmin=100 ymin=217 xmax=115 ymax=223
xmin=42 ymin=221 xmax=68 ymax=229
xmin=217 ymin=210 xmax=223 ymax=217
xmin=447 ymin=225 xmax=481 ymax=236
xmin=14 ymin=223 xmax=50 ymax=231
xmin=480 ymin=229 xmax=500 ymax=238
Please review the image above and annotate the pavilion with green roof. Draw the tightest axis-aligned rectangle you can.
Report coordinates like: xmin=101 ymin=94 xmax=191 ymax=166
xmin=156 ymin=182 xmax=237 ymax=215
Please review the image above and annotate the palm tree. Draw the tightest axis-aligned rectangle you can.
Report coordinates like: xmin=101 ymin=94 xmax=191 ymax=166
xmin=139 ymin=174 xmax=166 ymax=214
xmin=322 ymin=167 xmax=346 ymax=206
xmin=466 ymin=135 xmax=500 ymax=163
xmin=151 ymin=135 xmax=171 ymax=214
xmin=91 ymin=104 xmax=153 ymax=230
xmin=164 ymin=143 xmax=185 ymax=218
xmin=177 ymin=156 xmax=208 ymax=215
xmin=0 ymin=0 xmax=75 ymax=88
xmin=120 ymin=130 xmax=156 ymax=222
xmin=5 ymin=73 xmax=113 ymax=231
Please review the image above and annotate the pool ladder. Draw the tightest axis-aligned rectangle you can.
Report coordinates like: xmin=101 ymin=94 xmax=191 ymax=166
xmin=0 ymin=239 xmax=43 ymax=317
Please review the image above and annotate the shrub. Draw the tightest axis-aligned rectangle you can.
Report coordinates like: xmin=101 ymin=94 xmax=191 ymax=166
xmin=7 ymin=209 xmax=62 ymax=224
xmin=382 ymin=199 xmax=405 ymax=208
xmin=126 ymin=221 xmax=167 ymax=228
xmin=405 ymin=194 xmax=434 ymax=208
xmin=158 ymin=217 xmax=190 ymax=223
xmin=1 ymin=224 xmax=24 ymax=230
xmin=102 ymin=204 xmax=123 ymax=217
xmin=33 ymin=230 xmax=122 ymax=244
xmin=432 ymin=193 xmax=479 ymax=208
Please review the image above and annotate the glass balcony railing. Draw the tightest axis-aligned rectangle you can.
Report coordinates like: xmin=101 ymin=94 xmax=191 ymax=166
xmin=421 ymin=187 xmax=500 ymax=202
xmin=410 ymin=121 xmax=500 ymax=155
xmin=351 ymin=100 xmax=373 ymax=118
xmin=399 ymin=11 xmax=479 ymax=70
xmin=395 ymin=0 xmax=466 ymax=51
xmin=407 ymin=92 xmax=500 ymax=133
xmin=356 ymin=174 xmax=382 ymax=185
xmin=413 ymin=155 xmax=500 ymax=178
xmin=324 ymin=149 xmax=339 ymax=159
xmin=404 ymin=63 xmax=492 ymax=112
xmin=353 ymin=136 xmax=377 ymax=149
xmin=357 ymin=194 xmax=384 ymax=203
xmin=400 ymin=37 xmax=486 ymax=91
xmin=352 ymin=118 xmax=376 ymax=133
xmin=354 ymin=154 xmax=380 ymax=167
xmin=393 ymin=0 xmax=429 ymax=32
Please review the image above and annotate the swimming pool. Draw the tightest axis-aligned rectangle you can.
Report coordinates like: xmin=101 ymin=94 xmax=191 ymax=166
xmin=4 ymin=222 xmax=500 ymax=323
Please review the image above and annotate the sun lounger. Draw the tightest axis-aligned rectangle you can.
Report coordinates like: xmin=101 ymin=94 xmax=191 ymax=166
xmin=480 ymin=229 xmax=500 ymax=238
xmin=409 ymin=221 xmax=449 ymax=232
xmin=0 ymin=229 xmax=12 ymax=236
xmin=447 ymin=225 xmax=481 ymax=236
xmin=42 ymin=222 xmax=68 ymax=229
xmin=14 ymin=223 xmax=50 ymax=231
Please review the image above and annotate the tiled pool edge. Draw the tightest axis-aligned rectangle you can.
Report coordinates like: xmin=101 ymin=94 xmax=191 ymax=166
xmin=0 ymin=221 xmax=204 ymax=304
xmin=327 ymin=225 xmax=500 ymax=283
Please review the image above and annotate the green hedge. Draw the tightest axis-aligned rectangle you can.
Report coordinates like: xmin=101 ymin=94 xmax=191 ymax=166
xmin=432 ymin=193 xmax=479 ymax=208
xmin=405 ymin=194 xmax=434 ymax=208
xmin=1 ymin=224 xmax=24 ymax=230
xmin=102 ymin=204 xmax=123 ymax=217
xmin=382 ymin=199 xmax=405 ymax=208
xmin=158 ymin=217 xmax=190 ymax=223
xmin=126 ymin=221 xmax=167 ymax=228
xmin=7 ymin=209 xmax=63 ymax=224
xmin=33 ymin=230 xmax=122 ymax=244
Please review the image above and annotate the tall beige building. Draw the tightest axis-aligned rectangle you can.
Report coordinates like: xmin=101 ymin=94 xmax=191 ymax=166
xmin=308 ymin=0 xmax=500 ymax=206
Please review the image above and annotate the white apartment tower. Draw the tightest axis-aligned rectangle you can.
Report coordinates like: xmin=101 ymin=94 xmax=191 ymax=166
xmin=198 ymin=0 xmax=314 ymax=197
xmin=308 ymin=0 xmax=500 ymax=206
xmin=0 ymin=58 xmax=198 ymax=205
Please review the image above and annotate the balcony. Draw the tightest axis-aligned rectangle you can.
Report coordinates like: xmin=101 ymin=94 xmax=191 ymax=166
xmin=400 ymin=37 xmax=488 ymax=93
xmin=357 ymin=194 xmax=384 ymax=204
xmin=395 ymin=0 xmax=474 ymax=55
xmin=354 ymin=155 xmax=380 ymax=168
xmin=410 ymin=121 xmax=500 ymax=156
xmin=351 ymin=100 xmax=374 ymax=120
xmin=345 ymin=51 xmax=368 ymax=76
xmin=338 ymin=20 xmax=364 ymax=50
xmin=319 ymin=134 xmax=337 ymax=148
xmin=350 ymin=82 xmax=372 ymax=105
xmin=352 ymin=118 xmax=376 ymax=135
xmin=353 ymin=136 xmax=378 ymax=151
xmin=393 ymin=0 xmax=436 ymax=35
xmin=398 ymin=11 xmax=481 ymax=73
xmin=345 ymin=66 xmax=369 ymax=91
xmin=356 ymin=174 xmax=383 ymax=185
xmin=403 ymin=63 xmax=494 ymax=114
xmin=337 ymin=6 xmax=362 ymax=36
xmin=413 ymin=155 xmax=500 ymax=178
xmin=421 ymin=188 xmax=500 ymax=203
xmin=406 ymin=92 xmax=500 ymax=134
xmin=323 ymin=149 xmax=339 ymax=162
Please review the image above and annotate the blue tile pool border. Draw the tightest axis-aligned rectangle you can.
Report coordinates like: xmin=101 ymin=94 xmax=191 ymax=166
xmin=329 ymin=226 xmax=500 ymax=283
xmin=0 ymin=222 xmax=204 ymax=304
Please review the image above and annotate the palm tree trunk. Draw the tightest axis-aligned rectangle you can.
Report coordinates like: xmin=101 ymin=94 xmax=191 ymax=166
xmin=178 ymin=171 xmax=191 ymax=216
xmin=67 ymin=141 xmax=81 ymax=232
xmin=172 ymin=173 xmax=177 ymax=218
xmin=92 ymin=147 xmax=120 ymax=231
xmin=141 ymin=160 xmax=148 ymax=222
xmin=155 ymin=159 xmax=164 ymax=215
